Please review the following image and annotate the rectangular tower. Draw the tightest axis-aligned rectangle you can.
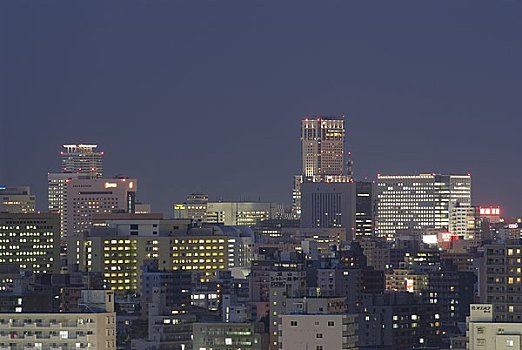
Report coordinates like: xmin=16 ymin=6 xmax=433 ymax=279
xmin=293 ymin=116 xmax=349 ymax=217
xmin=376 ymin=174 xmax=471 ymax=240
xmin=301 ymin=117 xmax=345 ymax=177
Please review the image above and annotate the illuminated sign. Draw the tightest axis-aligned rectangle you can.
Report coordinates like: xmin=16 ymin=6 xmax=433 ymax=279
xmin=104 ymin=182 xmax=117 ymax=189
xmin=129 ymin=182 xmax=134 ymax=189
xmin=441 ymin=232 xmax=453 ymax=243
xmin=422 ymin=234 xmax=438 ymax=245
xmin=479 ymin=207 xmax=500 ymax=216
xmin=406 ymin=279 xmax=414 ymax=293
xmin=508 ymin=223 xmax=518 ymax=229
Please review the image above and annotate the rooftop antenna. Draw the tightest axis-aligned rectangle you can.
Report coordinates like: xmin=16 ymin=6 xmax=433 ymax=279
xmin=346 ymin=151 xmax=354 ymax=180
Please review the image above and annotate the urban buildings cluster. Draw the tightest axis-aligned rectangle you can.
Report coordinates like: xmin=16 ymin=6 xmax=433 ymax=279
xmin=1 ymin=118 xmax=521 ymax=350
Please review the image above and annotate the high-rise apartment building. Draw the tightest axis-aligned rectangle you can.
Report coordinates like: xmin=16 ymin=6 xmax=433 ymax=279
xmin=61 ymin=144 xmax=104 ymax=177
xmin=0 ymin=186 xmax=36 ymax=213
xmin=292 ymin=116 xmax=350 ymax=217
xmin=479 ymin=243 xmax=522 ymax=322
xmin=376 ymin=174 xmax=471 ymax=240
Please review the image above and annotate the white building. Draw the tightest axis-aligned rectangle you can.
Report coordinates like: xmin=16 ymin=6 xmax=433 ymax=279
xmin=467 ymin=304 xmax=522 ymax=349
xmin=0 ymin=186 xmax=35 ymax=213
xmin=279 ymin=314 xmax=357 ymax=350
xmin=48 ymin=172 xmax=81 ymax=240
xmin=376 ymin=174 xmax=471 ymax=240
xmin=0 ymin=290 xmax=116 ymax=349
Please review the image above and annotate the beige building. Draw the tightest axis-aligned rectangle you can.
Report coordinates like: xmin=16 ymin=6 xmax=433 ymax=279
xmin=279 ymin=314 xmax=357 ymax=350
xmin=0 ymin=186 xmax=36 ymax=214
xmin=0 ymin=290 xmax=116 ymax=349
xmin=468 ymin=304 xmax=522 ymax=349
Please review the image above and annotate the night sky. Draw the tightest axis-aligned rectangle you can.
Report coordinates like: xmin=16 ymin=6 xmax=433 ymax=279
xmin=1 ymin=1 xmax=521 ymax=217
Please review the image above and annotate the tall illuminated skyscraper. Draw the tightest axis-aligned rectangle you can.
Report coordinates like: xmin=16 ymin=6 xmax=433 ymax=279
xmin=301 ymin=117 xmax=345 ymax=177
xmin=293 ymin=116 xmax=350 ymax=217
xmin=61 ymin=144 xmax=104 ymax=177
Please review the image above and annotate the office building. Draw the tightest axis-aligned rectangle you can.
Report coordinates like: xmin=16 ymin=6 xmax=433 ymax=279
xmin=61 ymin=144 xmax=104 ymax=177
xmin=67 ymin=177 xmax=137 ymax=266
xmin=0 ymin=290 xmax=116 ymax=349
xmin=48 ymin=172 xmax=81 ymax=240
xmin=0 ymin=212 xmax=60 ymax=280
xmin=376 ymin=173 xmax=472 ymax=240
xmin=279 ymin=314 xmax=358 ymax=350
xmin=173 ymin=193 xmax=209 ymax=221
xmin=300 ymin=181 xmax=356 ymax=241
xmin=0 ymin=186 xmax=36 ymax=213
xmin=355 ymin=181 xmax=375 ymax=238
xmin=80 ymin=217 xmax=253 ymax=292
xmin=205 ymin=201 xmax=284 ymax=226
xmin=292 ymin=116 xmax=351 ymax=217
xmin=301 ymin=117 xmax=345 ymax=177
xmin=467 ymin=304 xmax=522 ymax=350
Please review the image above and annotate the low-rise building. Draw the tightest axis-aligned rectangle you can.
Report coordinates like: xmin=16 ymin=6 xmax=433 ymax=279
xmin=0 ymin=290 xmax=116 ymax=349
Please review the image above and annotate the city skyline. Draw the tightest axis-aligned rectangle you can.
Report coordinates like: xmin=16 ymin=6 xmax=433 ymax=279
xmin=1 ymin=2 xmax=521 ymax=349
xmin=1 ymin=1 xmax=521 ymax=217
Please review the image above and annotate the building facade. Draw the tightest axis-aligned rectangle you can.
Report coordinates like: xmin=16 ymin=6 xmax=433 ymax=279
xmin=0 ymin=186 xmax=36 ymax=213
xmin=0 ymin=212 xmax=60 ymax=279
xmin=61 ymin=144 xmax=104 ymax=177
xmin=376 ymin=174 xmax=471 ymax=240
xmin=279 ymin=314 xmax=357 ymax=350
xmin=355 ymin=181 xmax=375 ymax=238
xmin=0 ymin=290 xmax=116 ymax=350
xmin=300 ymin=181 xmax=356 ymax=241
xmin=292 ymin=116 xmax=350 ymax=217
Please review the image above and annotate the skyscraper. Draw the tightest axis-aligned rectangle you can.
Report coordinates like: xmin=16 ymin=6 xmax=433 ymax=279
xmin=292 ymin=116 xmax=350 ymax=217
xmin=61 ymin=144 xmax=104 ymax=177
xmin=49 ymin=144 xmax=104 ymax=240
xmin=301 ymin=117 xmax=345 ymax=177
xmin=48 ymin=172 xmax=81 ymax=239
xmin=376 ymin=174 xmax=472 ymax=240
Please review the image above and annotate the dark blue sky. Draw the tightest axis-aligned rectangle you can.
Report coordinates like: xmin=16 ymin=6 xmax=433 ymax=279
xmin=1 ymin=1 xmax=521 ymax=216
